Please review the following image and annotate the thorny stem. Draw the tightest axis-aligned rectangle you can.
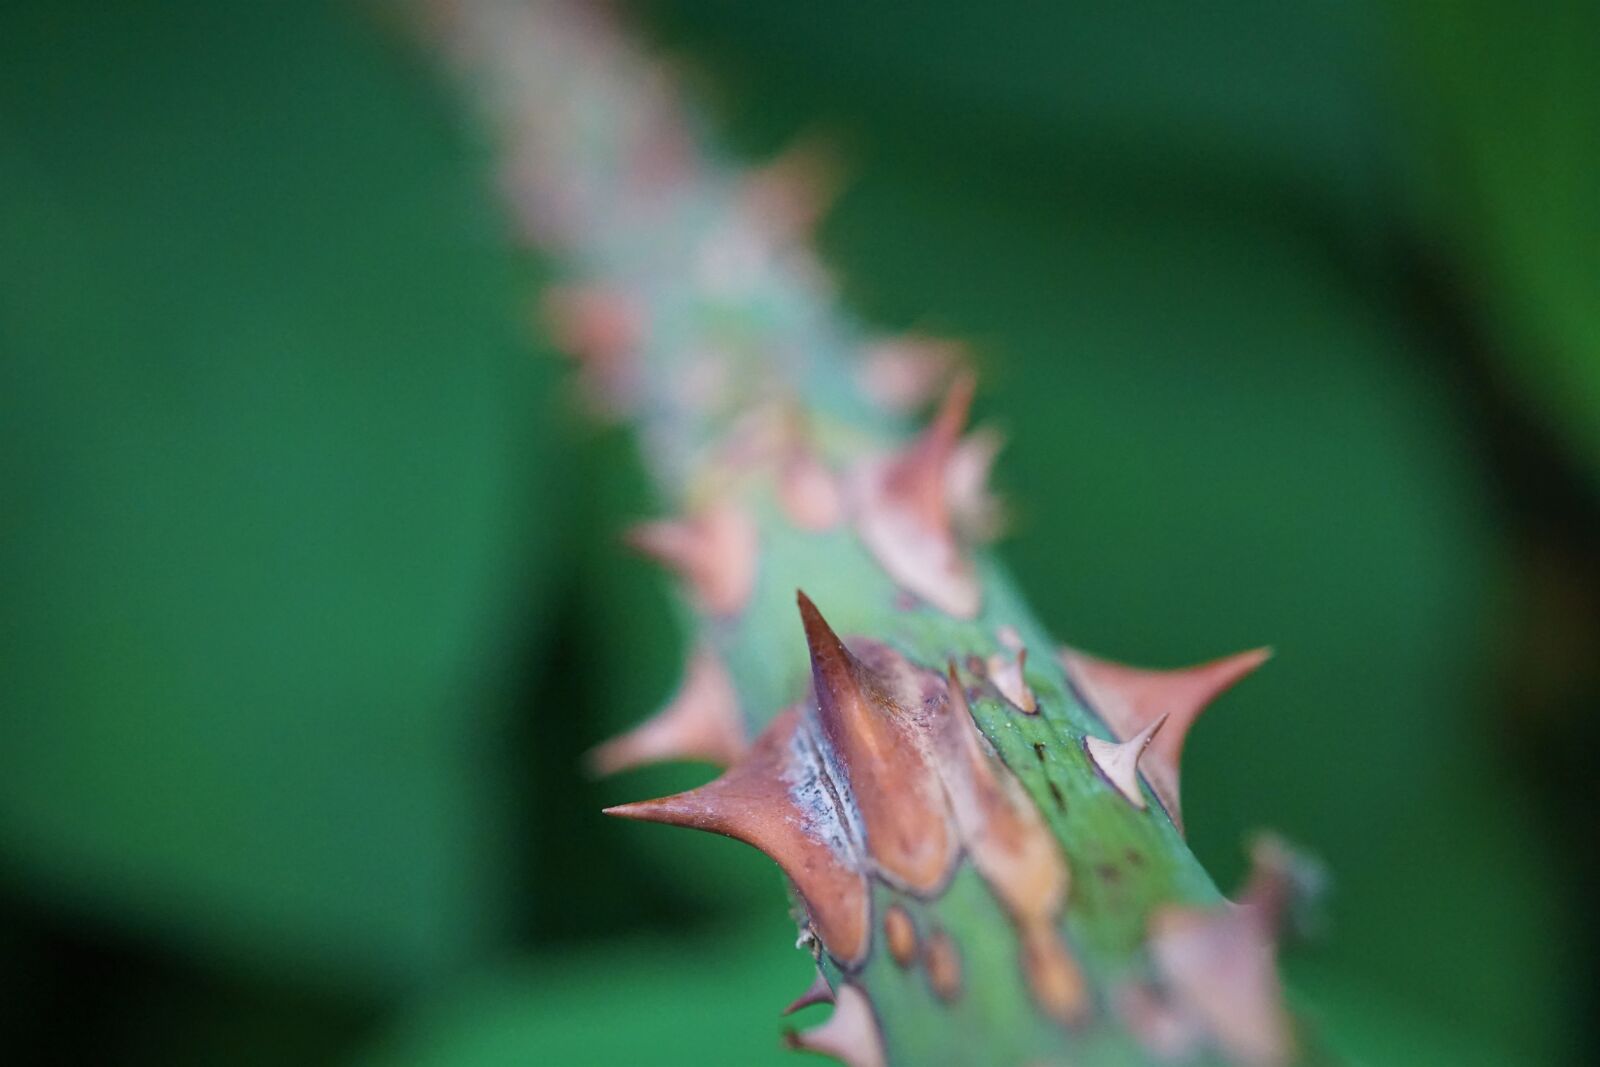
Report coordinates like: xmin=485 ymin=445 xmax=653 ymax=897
xmin=423 ymin=2 xmax=1332 ymax=1064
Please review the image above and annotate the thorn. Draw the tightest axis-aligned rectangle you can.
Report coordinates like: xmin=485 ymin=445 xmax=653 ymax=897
xmin=626 ymin=500 xmax=759 ymax=617
xmin=986 ymin=646 xmax=1037 ymax=713
xmin=1084 ymin=714 xmax=1168 ymax=808
xmin=1143 ymin=842 xmax=1299 ymax=1065
xmin=1236 ymin=833 xmax=1327 ymax=942
xmin=947 ymin=426 xmax=1006 ymax=542
xmin=1149 ymin=899 xmax=1294 ymax=1067
xmin=856 ymin=335 xmax=963 ymax=413
xmin=539 ymin=283 xmax=642 ymax=415
xmin=796 ymin=592 xmax=959 ymax=894
xmin=996 ymin=624 xmax=1024 ymax=651
xmin=784 ymin=984 xmax=886 ymax=1067
xmin=605 ymin=708 xmax=871 ymax=964
xmin=586 ymin=644 xmax=747 ymax=776
xmin=1059 ymin=646 xmax=1271 ymax=833
xmin=851 ymin=374 xmax=983 ymax=618
xmin=741 ymin=134 xmax=842 ymax=244
xmin=889 ymin=371 xmax=976 ymax=528
xmin=883 ymin=905 xmax=918 ymax=967
xmin=783 ymin=966 xmax=835 ymax=1016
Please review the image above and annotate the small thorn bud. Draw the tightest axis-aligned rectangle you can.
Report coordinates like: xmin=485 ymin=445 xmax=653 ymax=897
xmin=986 ymin=646 xmax=1037 ymax=713
xmin=1084 ymin=714 xmax=1168 ymax=808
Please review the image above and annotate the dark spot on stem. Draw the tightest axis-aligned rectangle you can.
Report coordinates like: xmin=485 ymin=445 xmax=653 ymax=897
xmin=1125 ymin=848 xmax=1144 ymax=867
xmin=1096 ymin=864 xmax=1121 ymax=884
xmin=1047 ymin=780 xmax=1066 ymax=811
xmin=1032 ymin=742 xmax=1048 ymax=763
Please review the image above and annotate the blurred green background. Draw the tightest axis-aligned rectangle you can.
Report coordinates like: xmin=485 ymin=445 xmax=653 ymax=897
xmin=1 ymin=1 xmax=1595 ymax=1064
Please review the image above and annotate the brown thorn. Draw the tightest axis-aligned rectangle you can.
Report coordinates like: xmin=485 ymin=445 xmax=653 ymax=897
xmin=604 ymin=707 xmax=871 ymax=964
xmin=796 ymin=591 xmax=960 ymax=894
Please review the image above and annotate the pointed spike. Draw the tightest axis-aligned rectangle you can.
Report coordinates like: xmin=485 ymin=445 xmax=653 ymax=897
xmin=886 ymin=371 xmax=976 ymax=527
xmin=1146 ymin=843 xmax=1298 ymax=1065
xmin=1149 ymin=899 xmax=1294 ymax=1067
xmin=1084 ymin=714 xmax=1167 ymax=808
xmin=783 ymin=966 xmax=836 ymax=1017
xmin=587 ymin=645 xmax=748 ymax=776
xmin=948 ymin=427 xmax=1006 ymax=542
xmin=540 ymin=283 xmax=641 ymax=364
xmin=850 ymin=375 xmax=983 ymax=618
xmin=605 ymin=708 xmax=871 ymax=964
xmin=986 ymin=646 xmax=1037 ymax=713
xmin=1236 ymin=833 xmax=1326 ymax=942
xmin=539 ymin=283 xmax=643 ymax=416
xmin=796 ymin=590 xmax=861 ymax=715
xmin=741 ymin=134 xmax=842 ymax=244
xmin=626 ymin=501 xmax=758 ymax=617
xmin=856 ymin=335 xmax=963 ymax=413
xmin=1060 ymin=646 xmax=1271 ymax=832
xmin=784 ymin=984 xmax=886 ymax=1067
xmin=795 ymin=592 xmax=958 ymax=894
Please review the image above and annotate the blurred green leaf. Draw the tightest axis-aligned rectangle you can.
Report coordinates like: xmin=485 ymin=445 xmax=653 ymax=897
xmin=0 ymin=0 xmax=564 ymax=991
xmin=1391 ymin=0 xmax=1600 ymax=485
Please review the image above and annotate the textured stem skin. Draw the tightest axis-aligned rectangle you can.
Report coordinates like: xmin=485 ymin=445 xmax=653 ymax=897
xmin=424 ymin=3 xmax=1331 ymax=1064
